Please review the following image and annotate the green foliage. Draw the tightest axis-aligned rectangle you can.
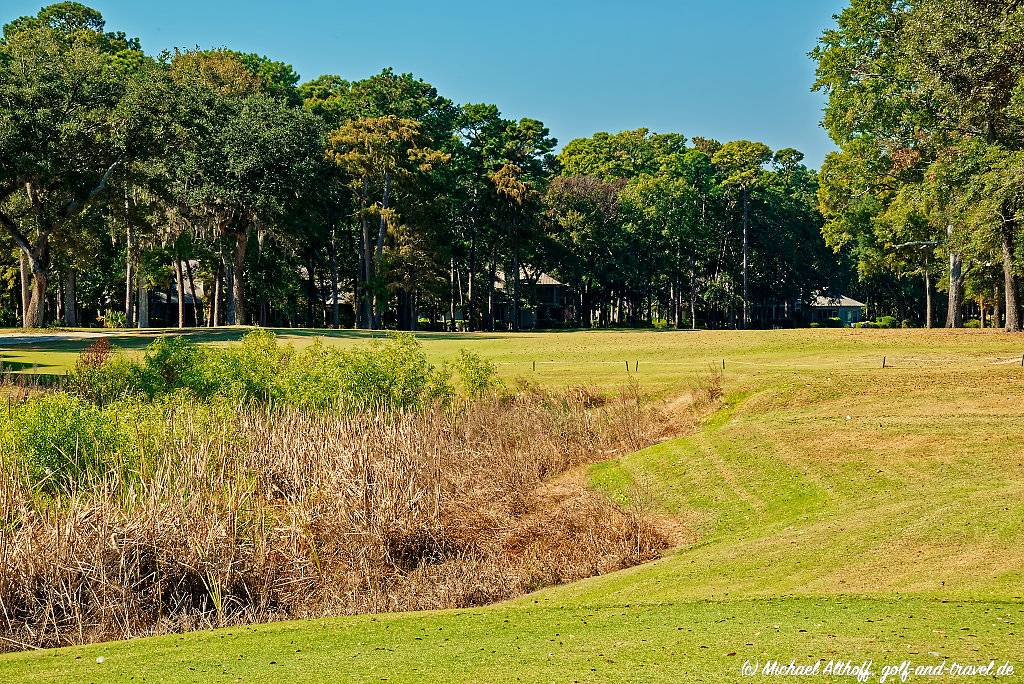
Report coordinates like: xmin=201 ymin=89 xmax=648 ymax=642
xmin=331 ymin=333 xmax=439 ymax=412
xmin=964 ymin=318 xmax=982 ymax=328
xmin=452 ymin=350 xmax=500 ymax=397
xmin=813 ymin=0 xmax=1024 ymax=329
xmin=98 ymin=309 xmax=127 ymax=328
xmin=69 ymin=354 xmax=144 ymax=403
xmin=69 ymin=330 xmax=455 ymax=413
xmin=0 ymin=393 xmax=148 ymax=492
xmin=141 ymin=335 xmax=216 ymax=397
xmin=875 ymin=315 xmax=898 ymax=328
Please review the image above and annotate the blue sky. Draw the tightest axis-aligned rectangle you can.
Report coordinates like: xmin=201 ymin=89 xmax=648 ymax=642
xmin=7 ymin=0 xmax=847 ymax=168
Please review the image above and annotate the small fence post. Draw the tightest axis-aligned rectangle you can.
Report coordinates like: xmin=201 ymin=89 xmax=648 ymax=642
xmin=882 ymin=356 xmax=886 ymax=369
xmin=635 ymin=360 xmax=639 ymax=372
xmin=532 ymin=360 xmax=536 ymax=372
xmin=625 ymin=360 xmax=629 ymax=372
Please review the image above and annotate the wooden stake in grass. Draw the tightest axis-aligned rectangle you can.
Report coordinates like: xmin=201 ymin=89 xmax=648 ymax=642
xmin=882 ymin=356 xmax=886 ymax=369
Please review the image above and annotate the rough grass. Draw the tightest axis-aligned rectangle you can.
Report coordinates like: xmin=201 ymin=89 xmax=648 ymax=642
xmin=2 ymin=329 xmax=1024 ymax=682
xmin=0 ymin=384 xmax=677 ymax=651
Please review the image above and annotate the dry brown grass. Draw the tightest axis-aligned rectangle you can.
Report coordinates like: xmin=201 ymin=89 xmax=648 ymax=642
xmin=0 ymin=384 xmax=692 ymax=652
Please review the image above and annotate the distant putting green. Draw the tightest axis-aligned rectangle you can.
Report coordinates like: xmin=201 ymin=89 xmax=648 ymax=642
xmin=2 ymin=328 xmax=1024 ymax=682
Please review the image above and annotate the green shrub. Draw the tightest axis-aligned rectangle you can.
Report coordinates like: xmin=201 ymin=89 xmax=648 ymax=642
xmin=875 ymin=316 xmax=897 ymax=329
xmin=71 ymin=355 xmax=146 ymax=403
xmin=334 ymin=333 xmax=436 ymax=412
xmin=273 ymin=341 xmax=348 ymax=410
xmin=140 ymin=336 xmax=213 ymax=397
xmin=453 ymin=350 xmax=500 ymax=397
xmin=68 ymin=330 xmax=465 ymax=414
xmin=5 ymin=393 xmax=124 ymax=492
xmin=209 ymin=329 xmax=289 ymax=402
xmin=97 ymin=309 xmax=127 ymax=329
xmin=964 ymin=319 xmax=981 ymax=329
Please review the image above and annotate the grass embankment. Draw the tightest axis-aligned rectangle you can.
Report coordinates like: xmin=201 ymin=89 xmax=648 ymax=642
xmin=2 ymin=329 xmax=1023 ymax=682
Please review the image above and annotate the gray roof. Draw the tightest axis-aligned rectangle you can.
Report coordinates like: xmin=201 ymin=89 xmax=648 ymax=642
xmin=811 ymin=295 xmax=866 ymax=308
xmin=495 ymin=268 xmax=562 ymax=289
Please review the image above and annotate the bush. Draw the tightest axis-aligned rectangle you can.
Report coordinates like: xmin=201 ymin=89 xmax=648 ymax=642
xmin=69 ymin=340 xmax=142 ymax=404
xmin=3 ymin=393 xmax=129 ymax=492
xmin=206 ymin=329 xmax=289 ymax=402
xmin=964 ymin=319 xmax=981 ymax=328
xmin=69 ymin=331 xmax=469 ymax=414
xmin=97 ymin=309 xmax=127 ymax=329
xmin=453 ymin=350 xmax=500 ymax=397
xmin=271 ymin=333 xmax=451 ymax=412
xmin=875 ymin=316 xmax=897 ymax=329
xmin=140 ymin=335 xmax=214 ymax=398
xmin=335 ymin=333 xmax=440 ymax=412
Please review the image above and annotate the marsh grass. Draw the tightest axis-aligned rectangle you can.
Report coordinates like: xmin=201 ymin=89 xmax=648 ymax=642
xmin=0 ymin=380 xmax=692 ymax=651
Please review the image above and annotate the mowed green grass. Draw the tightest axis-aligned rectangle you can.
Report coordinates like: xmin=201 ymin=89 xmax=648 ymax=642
xmin=2 ymin=328 xmax=1024 ymax=682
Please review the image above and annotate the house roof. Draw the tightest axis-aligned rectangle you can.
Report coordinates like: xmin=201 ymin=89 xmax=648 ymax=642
xmin=811 ymin=295 xmax=866 ymax=308
xmin=495 ymin=268 xmax=563 ymax=289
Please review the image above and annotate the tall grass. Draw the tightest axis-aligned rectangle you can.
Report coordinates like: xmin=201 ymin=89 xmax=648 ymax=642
xmin=0 ymin=370 xmax=697 ymax=651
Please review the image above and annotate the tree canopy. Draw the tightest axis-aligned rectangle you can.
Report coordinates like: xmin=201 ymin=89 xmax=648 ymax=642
xmin=14 ymin=1 xmax=1005 ymax=332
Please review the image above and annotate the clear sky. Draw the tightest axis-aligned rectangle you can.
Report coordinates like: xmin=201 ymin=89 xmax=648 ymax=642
xmin=6 ymin=0 xmax=848 ymax=169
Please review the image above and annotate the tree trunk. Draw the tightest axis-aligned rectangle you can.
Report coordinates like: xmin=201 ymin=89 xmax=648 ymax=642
xmin=411 ymin=288 xmax=417 ymax=331
xmin=1002 ymin=222 xmax=1021 ymax=332
xmin=174 ymin=258 xmax=185 ymax=329
xmin=230 ymin=226 xmax=249 ymax=326
xmin=946 ymin=252 xmax=964 ymax=328
xmin=211 ymin=265 xmax=221 ymax=328
xmin=511 ymin=222 xmax=521 ymax=332
xmin=185 ymin=258 xmax=203 ymax=327
xmin=359 ymin=182 xmax=373 ymax=329
xmin=371 ymin=173 xmax=391 ymax=330
xmin=329 ymin=229 xmax=340 ymax=329
xmin=306 ymin=252 xmax=317 ymax=327
xmin=741 ymin=187 xmax=749 ymax=329
xmin=923 ymin=268 xmax=933 ymax=329
xmin=19 ymin=252 xmax=31 ymax=328
xmin=467 ymin=216 xmax=477 ymax=332
xmin=21 ymin=234 xmax=50 ymax=329
xmin=136 ymin=269 xmax=149 ymax=329
xmin=994 ymin=280 xmax=1002 ymax=330
xmin=945 ymin=225 xmax=963 ymax=328
xmin=62 ymin=269 xmax=77 ymax=327
xmin=26 ymin=267 xmax=47 ymax=329
xmin=449 ymin=257 xmax=457 ymax=332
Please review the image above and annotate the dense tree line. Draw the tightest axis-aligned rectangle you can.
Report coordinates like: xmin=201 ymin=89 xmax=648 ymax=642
xmin=813 ymin=0 xmax=1024 ymax=330
xmin=1 ymin=3 xmax=853 ymax=331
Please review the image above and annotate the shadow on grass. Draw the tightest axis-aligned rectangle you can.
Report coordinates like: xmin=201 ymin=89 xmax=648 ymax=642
xmin=0 ymin=360 xmax=56 ymax=372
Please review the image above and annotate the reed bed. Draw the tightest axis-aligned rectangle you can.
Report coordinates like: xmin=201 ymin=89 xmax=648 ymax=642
xmin=0 ymin=382 xmax=693 ymax=651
